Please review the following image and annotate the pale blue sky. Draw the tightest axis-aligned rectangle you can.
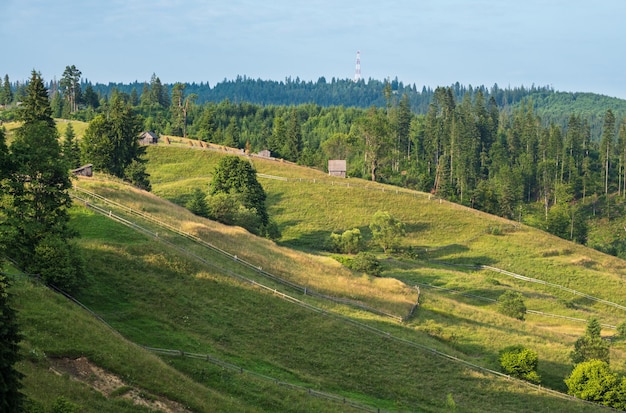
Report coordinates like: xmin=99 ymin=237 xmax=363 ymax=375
xmin=2 ymin=0 xmax=625 ymax=98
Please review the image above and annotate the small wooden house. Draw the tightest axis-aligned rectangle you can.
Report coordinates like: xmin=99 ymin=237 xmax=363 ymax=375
xmin=328 ymin=160 xmax=347 ymax=178
xmin=71 ymin=164 xmax=93 ymax=177
xmin=257 ymin=149 xmax=272 ymax=158
xmin=139 ymin=131 xmax=159 ymax=145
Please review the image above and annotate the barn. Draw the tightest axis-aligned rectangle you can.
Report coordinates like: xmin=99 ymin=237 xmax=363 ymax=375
xmin=328 ymin=160 xmax=347 ymax=178
xmin=139 ymin=131 xmax=159 ymax=145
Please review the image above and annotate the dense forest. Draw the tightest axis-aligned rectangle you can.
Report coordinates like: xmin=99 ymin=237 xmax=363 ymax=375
xmin=3 ymin=69 xmax=626 ymax=256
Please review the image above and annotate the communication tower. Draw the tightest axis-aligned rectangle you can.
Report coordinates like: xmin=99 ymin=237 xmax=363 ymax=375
xmin=354 ymin=51 xmax=361 ymax=82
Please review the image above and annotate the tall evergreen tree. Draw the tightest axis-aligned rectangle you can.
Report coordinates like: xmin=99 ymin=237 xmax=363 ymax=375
xmin=283 ymin=108 xmax=302 ymax=162
xmin=61 ymin=123 xmax=81 ymax=169
xmin=2 ymin=71 xmax=84 ymax=290
xmin=60 ymin=65 xmax=82 ymax=113
xmin=600 ymin=109 xmax=616 ymax=196
xmin=16 ymin=71 xmax=54 ymax=128
xmin=0 ymin=74 xmax=13 ymax=106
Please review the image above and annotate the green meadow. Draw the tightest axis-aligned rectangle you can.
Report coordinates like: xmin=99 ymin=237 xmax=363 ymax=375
xmin=10 ymin=143 xmax=626 ymax=412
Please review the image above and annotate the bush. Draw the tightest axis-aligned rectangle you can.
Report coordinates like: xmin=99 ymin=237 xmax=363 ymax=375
xmin=499 ymin=345 xmax=541 ymax=383
xmin=31 ymin=235 xmax=85 ymax=292
xmin=350 ymin=252 xmax=381 ymax=276
xmin=327 ymin=228 xmax=363 ymax=254
xmin=332 ymin=252 xmax=381 ymax=276
xmin=565 ymin=360 xmax=619 ymax=406
xmin=497 ymin=291 xmax=526 ymax=320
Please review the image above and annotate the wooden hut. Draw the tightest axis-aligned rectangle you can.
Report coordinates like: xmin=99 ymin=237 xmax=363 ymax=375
xmin=139 ymin=131 xmax=159 ymax=145
xmin=328 ymin=160 xmax=347 ymax=178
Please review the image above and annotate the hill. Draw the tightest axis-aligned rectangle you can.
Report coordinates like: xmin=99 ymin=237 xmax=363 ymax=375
xmin=11 ymin=143 xmax=626 ymax=411
xmin=9 ymin=135 xmax=626 ymax=411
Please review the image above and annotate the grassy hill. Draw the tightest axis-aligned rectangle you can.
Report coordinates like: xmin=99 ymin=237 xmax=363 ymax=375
xmin=11 ymin=143 xmax=626 ymax=412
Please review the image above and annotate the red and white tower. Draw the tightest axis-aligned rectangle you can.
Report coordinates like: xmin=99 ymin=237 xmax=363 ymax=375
xmin=354 ymin=51 xmax=361 ymax=82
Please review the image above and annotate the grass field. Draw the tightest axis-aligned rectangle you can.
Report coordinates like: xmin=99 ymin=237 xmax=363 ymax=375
xmin=11 ymin=143 xmax=626 ymax=412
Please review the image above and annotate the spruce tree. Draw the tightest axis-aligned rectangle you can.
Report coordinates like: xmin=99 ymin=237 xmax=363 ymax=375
xmin=2 ymin=71 xmax=84 ymax=290
xmin=0 ymin=74 xmax=13 ymax=106
xmin=16 ymin=71 xmax=54 ymax=128
xmin=61 ymin=122 xmax=81 ymax=169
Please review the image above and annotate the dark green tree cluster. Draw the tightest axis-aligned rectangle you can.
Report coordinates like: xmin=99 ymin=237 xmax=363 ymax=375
xmin=201 ymin=155 xmax=279 ymax=238
xmin=564 ymin=318 xmax=622 ymax=408
xmin=570 ymin=318 xmax=610 ymax=365
xmin=0 ymin=71 xmax=84 ymax=291
xmin=81 ymin=95 xmax=151 ymax=190
xmin=16 ymin=67 xmax=626 ymax=252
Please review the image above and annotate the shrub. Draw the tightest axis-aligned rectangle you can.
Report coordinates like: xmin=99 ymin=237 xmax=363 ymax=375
xmin=565 ymin=360 xmax=619 ymax=406
xmin=499 ymin=345 xmax=541 ymax=383
xmin=327 ymin=228 xmax=363 ymax=254
xmin=497 ymin=291 xmax=526 ymax=320
xmin=350 ymin=252 xmax=381 ymax=276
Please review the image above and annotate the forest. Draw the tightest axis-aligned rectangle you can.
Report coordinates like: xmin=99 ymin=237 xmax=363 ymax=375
xmin=3 ymin=69 xmax=626 ymax=256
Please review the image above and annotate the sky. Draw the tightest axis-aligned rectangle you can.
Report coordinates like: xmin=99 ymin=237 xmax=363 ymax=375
xmin=2 ymin=0 xmax=626 ymax=99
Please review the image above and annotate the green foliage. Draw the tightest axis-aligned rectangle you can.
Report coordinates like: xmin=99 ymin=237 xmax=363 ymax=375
xmin=16 ymin=71 xmax=54 ymax=128
xmin=32 ymin=235 xmax=85 ymax=292
xmin=81 ymin=96 xmax=148 ymax=189
xmin=186 ymin=187 xmax=210 ymax=218
xmin=369 ymin=210 xmax=406 ymax=253
xmin=51 ymin=396 xmax=80 ymax=413
xmin=350 ymin=252 xmax=382 ymax=276
xmin=61 ymin=122 xmax=81 ymax=169
xmin=123 ymin=159 xmax=151 ymax=191
xmin=1 ymin=72 xmax=83 ymax=288
xmin=497 ymin=291 xmax=527 ymax=320
xmin=565 ymin=360 xmax=621 ymax=407
xmin=571 ymin=318 xmax=610 ymax=365
xmin=332 ymin=251 xmax=381 ymax=276
xmin=498 ymin=345 xmax=541 ymax=384
xmin=0 ymin=275 xmax=24 ymax=412
xmin=327 ymin=228 xmax=364 ymax=254
xmin=210 ymin=155 xmax=268 ymax=225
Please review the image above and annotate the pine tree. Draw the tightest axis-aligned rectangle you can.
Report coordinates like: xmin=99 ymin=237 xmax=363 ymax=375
xmin=16 ymin=71 xmax=54 ymax=128
xmin=282 ymin=108 xmax=302 ymax=162
xmin=2 ymin=71 xmax=84 ymax=290
xmin=0 ymin=74 xmax=13 ymax=106
xmin=60 ymin=65 xmax=82 ymax=113
xmin=61 ymin=122 xmax=81 ymax=169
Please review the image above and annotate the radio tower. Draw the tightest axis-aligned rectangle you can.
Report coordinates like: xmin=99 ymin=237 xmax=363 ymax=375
xmin=354 ymin=51 xmax=361 ymax=82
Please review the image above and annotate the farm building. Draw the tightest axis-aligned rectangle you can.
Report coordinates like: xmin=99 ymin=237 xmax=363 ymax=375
xmin=71 ymin=164 xmax=93 ymax=177
xmin=257 ymin=149 xmax=272 ymax=158
xmin=328 ymin=160 xmax=347 ymax=178
xmin=139 ymin=131 xmax=159 ymax=145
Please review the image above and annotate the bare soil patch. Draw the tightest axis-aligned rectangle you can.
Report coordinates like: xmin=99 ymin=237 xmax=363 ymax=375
xmin=49 ymin=357 xmax=190 ymax=413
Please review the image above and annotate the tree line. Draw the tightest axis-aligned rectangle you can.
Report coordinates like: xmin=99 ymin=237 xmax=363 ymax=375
xmin=5 ymin=67 xmax=626 ymax=252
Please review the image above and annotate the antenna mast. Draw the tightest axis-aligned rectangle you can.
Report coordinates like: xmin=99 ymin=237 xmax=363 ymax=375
xmin=354 ymin=51 xmax=361 ymax=82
